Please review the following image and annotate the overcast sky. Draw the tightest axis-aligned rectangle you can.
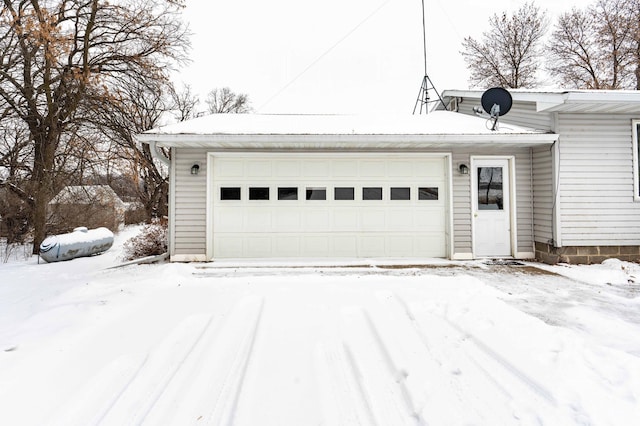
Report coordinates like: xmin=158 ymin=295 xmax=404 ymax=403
xmin=179 ymin=0 xmax=585 ymax=115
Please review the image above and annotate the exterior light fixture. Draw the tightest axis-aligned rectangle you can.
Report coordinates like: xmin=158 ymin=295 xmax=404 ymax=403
xmin=459 ymin=163 xmax=469 ymax=175
xmin=191 ymin=163 xmax=200 ymax=175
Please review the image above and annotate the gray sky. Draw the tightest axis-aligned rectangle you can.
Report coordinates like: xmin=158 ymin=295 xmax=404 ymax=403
xmin=180 ymin=0 xmax=584 ymax=115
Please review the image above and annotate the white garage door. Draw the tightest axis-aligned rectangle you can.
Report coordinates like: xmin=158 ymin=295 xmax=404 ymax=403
xmin=211 ymin=154 xmax=447 ymax=259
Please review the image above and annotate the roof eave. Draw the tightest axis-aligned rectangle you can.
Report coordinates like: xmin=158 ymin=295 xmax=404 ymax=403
xmin=135 ymin=132 xmax=557 ymax=148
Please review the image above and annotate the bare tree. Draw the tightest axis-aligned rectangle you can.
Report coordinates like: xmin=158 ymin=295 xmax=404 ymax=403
xmin=547 ymin=0 xmax=638 ymax=89
xmin=93 ymin=78 xmax=171 ymax=222
xmin=461 ymin=2 xmax=549 ymax=88
xmin=205 ymin=87 xmax=252 ymax=114
xmin=169 ymin=83 xmax=200 ymax=122
xmin=0 ymin=0 xmax=190 ymax=252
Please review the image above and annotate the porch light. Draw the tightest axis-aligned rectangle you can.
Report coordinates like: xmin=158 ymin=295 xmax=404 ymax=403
xmin=191 ymin=163 xmax=200 ymax=175
xmin=458 ymin=163 xmax=469 ymax=175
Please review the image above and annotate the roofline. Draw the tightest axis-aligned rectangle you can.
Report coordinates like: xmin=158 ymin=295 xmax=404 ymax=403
xmin=136 ymin=132 xmax=558 ymax=148
xmin=442 ymin=89 xmax=640 ymax=112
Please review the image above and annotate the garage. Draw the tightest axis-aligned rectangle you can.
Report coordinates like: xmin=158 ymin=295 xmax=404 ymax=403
xmin=210 ymin=153 xmax=448 ymax=259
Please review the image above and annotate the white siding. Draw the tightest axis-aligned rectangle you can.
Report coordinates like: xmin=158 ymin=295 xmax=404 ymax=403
xmin=456 ymin=98 xmax=554 ymax=132
xmin=173 ymin=148 xmax=208 ymax=256
xmin=532 ymin=146 xmax=554 ymax=244
xmin=451 ymin=148 xmax=534 ymax=255
xmin=171 ymin=147 xmax=535 ymax=259
xmin=452 ymin=152 xmax=472 ymax=253
xmin=556 ymin=114 xmax=640 ymax=245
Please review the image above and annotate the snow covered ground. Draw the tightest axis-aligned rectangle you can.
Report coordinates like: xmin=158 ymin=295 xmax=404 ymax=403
xmin=1 ymin=228 xmax=639 ymax=425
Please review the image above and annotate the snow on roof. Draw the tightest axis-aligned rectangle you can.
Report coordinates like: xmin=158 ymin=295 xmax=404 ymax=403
xmin=49 ymin=185 xmax=124 ymax=205
xmin=141 ymin=110 xmax=546 ymax=137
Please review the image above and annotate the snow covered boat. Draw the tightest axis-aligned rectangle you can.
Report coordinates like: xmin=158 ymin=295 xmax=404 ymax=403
xmin=39 ymin=227 xmax=114 ymax=263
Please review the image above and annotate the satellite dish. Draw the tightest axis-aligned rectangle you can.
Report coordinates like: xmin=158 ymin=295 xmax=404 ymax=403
xmin=480 ymin=87 xmax=512 ymax=130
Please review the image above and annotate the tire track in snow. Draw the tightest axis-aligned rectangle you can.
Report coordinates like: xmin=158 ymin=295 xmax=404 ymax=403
xmin=51 ymin=296 xmax=265 ymax=426
xmin=392 ymin=293 xmax=567 ymax=423
xmin=97 ymin=313 xmax=218 ymax=425
xmin=51 ymin=313 xmax=216 ymax=426
xmin=141 ymin=295 xmax=265 ymax=425
xmin=340 ymin=307 xmax=425 ymax=426
xmin=314 ymin=341 xmax=378 ymax=425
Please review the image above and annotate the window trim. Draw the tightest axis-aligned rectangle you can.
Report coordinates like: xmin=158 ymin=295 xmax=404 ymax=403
xmin=633 ymin=120 xmax=640 ymax=201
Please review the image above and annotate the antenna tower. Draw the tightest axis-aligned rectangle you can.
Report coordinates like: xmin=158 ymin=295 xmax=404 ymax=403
xmin=413 ymin=0 xmax=446 ymax=114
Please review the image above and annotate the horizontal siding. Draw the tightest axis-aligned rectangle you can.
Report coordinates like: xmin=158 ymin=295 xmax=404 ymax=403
xmin=532 ymin=146 xmax=553 ymax=244
xmin=451 ymin=148 xmax=534 ymax=255
xmin=452 ymin=152 xmax=472 ymax=253
xmin=171 ymin=147 xmax=535 ymax=259
xmin=556 ymin=113 xmax=640 ymax=245
xmin=173 ymin=148 xmax=208 ymax=255
xmin=515 ymin=151 xmax=534 ymax=254
xmin=457 ymin=98 xmax=553 ymax=131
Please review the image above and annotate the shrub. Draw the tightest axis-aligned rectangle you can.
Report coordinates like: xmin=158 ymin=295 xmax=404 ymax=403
xmin=122 ymin=221 xmax=167 ymax=261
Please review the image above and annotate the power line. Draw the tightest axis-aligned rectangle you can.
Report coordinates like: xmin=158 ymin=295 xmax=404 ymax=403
xmin=257 ymin=0 xmax=394 ymax=112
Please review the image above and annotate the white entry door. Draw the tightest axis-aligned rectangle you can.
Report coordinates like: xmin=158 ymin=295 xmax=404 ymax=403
xmin=472 ymin=158 xmax=512 ymax=257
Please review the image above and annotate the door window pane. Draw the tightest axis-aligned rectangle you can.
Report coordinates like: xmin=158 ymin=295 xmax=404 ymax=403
xmin=418 ymin=187 xmax=438 ymax=200
xmin=220 ymin=187 xmax=241 ymax=200
xmin=334 ymin=187 xmax=354 ymax=200
xmin=278 ymin=187 xmax=298 ymax=200
xmin=477 ymin=167 xmax=503 ymax=210
xmin=363 ymin=187 xmax=382 ymax=200
xmin=306 ymin=187 xmax=326 ymax=200
xmin=249 ymin=187 xmax=270 ymax=200
xmin=390 ymin=187 xmax=410 ymax=200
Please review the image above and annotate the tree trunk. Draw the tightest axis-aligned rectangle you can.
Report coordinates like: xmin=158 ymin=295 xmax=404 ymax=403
xmin=30 ymin=131 xmax=57 ymax=254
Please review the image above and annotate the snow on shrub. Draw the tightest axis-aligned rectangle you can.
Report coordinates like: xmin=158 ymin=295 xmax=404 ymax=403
xmin=122 ymin=221 xmax=167 ymax=261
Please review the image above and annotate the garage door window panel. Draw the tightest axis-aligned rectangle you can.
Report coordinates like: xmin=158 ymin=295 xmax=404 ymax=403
xmin=363 ymin=187 xmax=382 ymax=200
xmin=220 ymin=187 xmax=241 ymax=200
xmin=306 ymin=187 xmax=326 ymax=200
xmin=390 ymin=187 xmax=410 ymax=200
xmin=278 ymin=187 xmax=298 ymax=200
xmin=249 ymin=187 xmax=270 ymax=200
xmin=335 ymin=187 xmax=354 ymax=200
xmin=419 ymin=187 xmax=439 ymax=200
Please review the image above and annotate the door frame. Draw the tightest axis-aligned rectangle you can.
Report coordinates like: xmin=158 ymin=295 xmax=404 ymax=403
xmin=470 ymin=155 xmax=517 ymax=258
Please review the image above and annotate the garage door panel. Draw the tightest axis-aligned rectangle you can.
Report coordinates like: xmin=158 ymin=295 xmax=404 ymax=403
xmin=360 ymin=160 xmax=386 ymax=177
xmin=388 ymin=236 xmax=414 ymax=257
xmin=246 ymin=237 xmax=272 ymax=257
xmin=246 ymin=210 xmax=272 ymax=232
xmin=302 ymin=236 xmax=330 ymax=256
xmin=275 ymin=161 xmax=300 ymax=177
xmin=333 ymin=209 xmax=359 ymax=230
xmin=211 ymin=155 xmax=448 ymax=259
xmin=359 ymin=236 xmax=386 ymax=256
xmin=361 ymin=210 xmax=386 ymax=230
xmin=274 ymin=209 xmax=302 ymax=232
xmin=214 ymin=237 xmax=243 ymax=258
xmin=303 ymin=210 xmax=331 ymax=231
xmin=332 ymin=161 xmax=358 ymax=177
xmin=247 ymin=161 xmax=272 ymax=177
xmin=332 ymin=236 xmax=358 ymax=256
xmin=388 ymin=161 xmax=414 ymax=177
xmin=274 ymin=236 xmax=300 ymax=257
xmin=303 ymin=161 xmax=330 ymax=177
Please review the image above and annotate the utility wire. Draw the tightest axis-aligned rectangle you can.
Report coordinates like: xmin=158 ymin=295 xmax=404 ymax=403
xmin=257 ymin=0 xmax=394 ymax=112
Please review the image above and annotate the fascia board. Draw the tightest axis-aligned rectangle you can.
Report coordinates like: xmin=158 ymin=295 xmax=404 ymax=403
xmin=137 ymin=132 xmax=557 ymax=147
